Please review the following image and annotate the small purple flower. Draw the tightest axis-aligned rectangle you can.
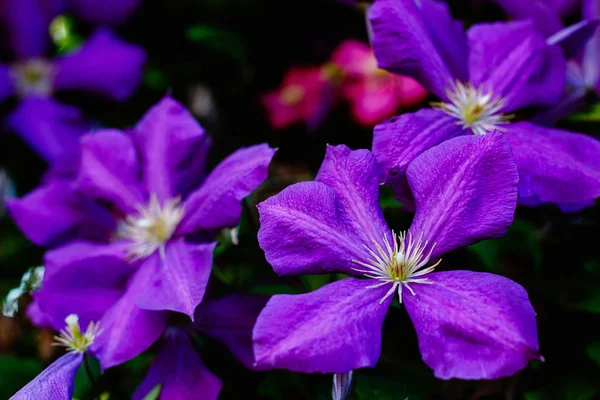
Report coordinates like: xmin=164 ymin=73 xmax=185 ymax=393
xmin=369 ymin=0 xmax=600 ymax=209
xmin=0 ymin=0 xmax=145 ymax=162
xmin=8 ymin=96 xmax=276 ymax=368
xmin=253 ymin=140 xmax=541 ymax=380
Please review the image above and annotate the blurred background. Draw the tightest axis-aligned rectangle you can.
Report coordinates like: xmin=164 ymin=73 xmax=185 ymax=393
xmin=1 ymin=0 xmax=600 ymax=398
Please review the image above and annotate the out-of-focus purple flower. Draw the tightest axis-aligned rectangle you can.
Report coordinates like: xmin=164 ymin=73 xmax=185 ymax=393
xmin=68 ymin=0 xmax=141 ymax=25
xmin=8 ymin=96 xmax=275 ymax=369
xmin=254 ymin=141 xmax=542 ymax=380
xmin=488 ymin=0 xmax=579 ymax=36
xmin=369 ymin=0 xmax=600 ymax=209
xmin=133 ymin=294 xmax=268 ymax=400
xmin=0 ymin=0 xmax=145 ymax=162
xmin=330 ymin=40 xmax=427 ymax=126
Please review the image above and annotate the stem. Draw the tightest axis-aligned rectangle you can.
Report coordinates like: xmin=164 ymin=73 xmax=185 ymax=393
xmin=83 ymin=354 xmax=97 ymax=386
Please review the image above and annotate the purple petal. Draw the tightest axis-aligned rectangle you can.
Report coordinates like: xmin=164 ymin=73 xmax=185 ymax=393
xmin=407 ymin=132 xmax=518 ymax=259
xmin=315 ymin=145 xmax=389 ymax=251
xmin=547 ymin=20 xmax=600 ymax=59
xmin=70 ymin=0 xmax=140 ymax=24
xmin=404 ymin=271 xmax=541 ymax=380
xmin=253 ymin=278 xmax=392 ymax=373
xmin=491 ymin=0 xmax=564 ymax=36
xmin=76 ymin=129 xmax=145 ymax=214
xmin=133 ymin=96 xmax=211 ymax=202
xmin=504 ymin=122 xmax=600 ymax=204
xmin=368 ymin=0 xmax=462 ymax=99
xmin=6 ymin=97 xmax=91 ymax=162
xmin=257 ymin=181 xmax=372 ymax=276
xmin=0 ymin=64 xmax=16 ymax=101
xmin=133 ymin=330 xmax=222 ymax=400
xmin=92 ymin=273 xmax=169 ymax=369
xmin=134 ymin=240 xmax=216 ymax=318
xmin=7 ymin=180 xmax=115 ymax=246
xmin=531 ymin=88 xmax=587 ymax=126
xmin=194 ymin=294 xmax=269 ymax=369
xmin=584 ymin=0 xmax=600 ymax=19
xmin=10 ymin=352 xmax=82 ymax=400
xmin=468 ymin=21 xmax=566 ymax=112
xmin=0 ymin=0 xmax=61 ymax=59
xmin=54 ymin=28 xmax=145 ymax=101
xmin=34 ymin=241 xmax=133 ymax=330
xmin=178 ymin=144 xmax=275 ymax=233
xmin=26 ymin=300 xmax=53 ymax=328
xmin=372 ymin=109 xmax=463 ymax=207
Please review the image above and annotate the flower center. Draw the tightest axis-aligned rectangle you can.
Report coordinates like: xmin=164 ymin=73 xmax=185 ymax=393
xmin=431 ymin=82 xmax=512 ymax=136
xmin=281 ymin=85 xmax=305 ymax=105
xmin=352 ymin=230 xmax=440 ymax=304
xmin=10 ymin=59 xmax=55 ymax=98
xmin=53 ymin=314 xmax=101 ymax=353
xmin=118 ymin=195 xmax=185 ymax=260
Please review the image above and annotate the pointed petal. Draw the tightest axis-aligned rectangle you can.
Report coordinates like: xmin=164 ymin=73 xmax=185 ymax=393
xmin=504 ymin=122 xmax=600 ymax=205
xmin=468 ymin=21 xmax=566 ymax=112
xmin=70 ymin=0 xmax=140 ymax=24
xmin=178 ymin=144 xmax=275 ymax=233
xmin=10 ymin=353 xmax=82 ymax=400
xmin=547 ymin=20 xmax=600 ymax=59
xmin=194 ymin=294 xmax=269 ymax=369
xmin=7 ymin=180 xmax=115 ymax=246
xmin=133 ymin=96 xmax=211 ymax=202
xmin=253 ymin=278 xmax=392 ymax=373
xmin=0 ymin=64 xmax=16 ymax=102
xmin=54 ymin=28 xmax=145 ymax=101
xmin=134 ymin=240 xmax=216 ymax=318
xmin=133 ymin=331 xmax=222 ymax=400
xmin=315 ymin=145 xmax=389 ymax=250
xmin=75 ymin=129 xmax=145 ymax=214
xmin=6 ymin=97 xmax=91 ymax=162
xmin=372 ymin=109 xmax=463 ymax=207
xmin=369 ymin=0 xmax=465 ymax=99
xmin=92 ymin=273 xmax=168 ymax=369
xmin=34 ymin=241 xmax=133 ymax=330
xmin=404 ymin=271 xmax=540 ymax=380
xmin=408 ymin=132 xmax=518 ymax=259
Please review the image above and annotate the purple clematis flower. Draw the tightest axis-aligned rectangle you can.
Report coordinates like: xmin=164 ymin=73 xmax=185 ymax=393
xmin=253 ymin=140 xmax=542 ymax=380
xmin=8 ymin=96 xmax=276 ymax=368
xmin=369 ymin=0 xmax=600 ymax=209
xmin=0 ymin=0 xmax=145 ymax=162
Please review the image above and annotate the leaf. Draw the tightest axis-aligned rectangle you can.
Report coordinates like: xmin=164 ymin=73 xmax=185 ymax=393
xmin=186 ymin=25 xmax=246 ymax=60
xmin=300 ymin=274 xmax=331 ymax=291
xmin=568 ymin=102 xmax=600 ymax=122
xmin=0 ymin=355 xmax=43 ymax=399
xmin=354 ymin=372 xmax=424 ymax=400
xmin=142 ymin=384 xmax=162 ymax=400
xmin=586 ymin=341 xmax=600 ymax=367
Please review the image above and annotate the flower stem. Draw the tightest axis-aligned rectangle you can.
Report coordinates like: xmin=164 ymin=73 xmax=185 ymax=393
xmin=83 ymin=353 xmax=97 ymax=386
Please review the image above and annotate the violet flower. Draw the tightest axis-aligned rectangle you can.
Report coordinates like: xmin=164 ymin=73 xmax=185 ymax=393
xmin=253 ymin=139 xmax=541 ymax=380
xmin=369 ymin=0 xmax=600 ymax=209
xmin=8 ymin=96 xmax=276 ymax=368
xmin=0 ymin=0 xmax=145 ymax=162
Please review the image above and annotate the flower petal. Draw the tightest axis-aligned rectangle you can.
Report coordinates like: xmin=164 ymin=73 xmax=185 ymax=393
xmin=134 ymin=240 xmax=216 ymax=319
xmin=178 ymin=144 xmax=275 ymax=233
xmin=468 ymin=20 xmax=566 ymax=112
xmin=491 ymin=0 xmax=564 ymax=36
xmin=133 ymin=96 xmax=212 ymax=202
xmin=70 ymin=0 xmax=140 ymax=24
xmin=10 ymin=353 xmax=82 ymax=400
xmin=0 ymin=64 xmax=16 ymax=101
xmin=6 ymin=97 xmax=91 ymax=162
xmin=7 ymin=180 xmax=115 ymax=246
xmin=547 ymin=20 xmax=600 ymax=59
xmin=372 ymin=109 xmax=463 ymax=208
xmin=315 ymin=145 xmax=389 ymax=250
xmin=194 ymin=294 xmax=269 ymax=369
xmin=92 ymin=275 xmax=168 ymax=369
xmin=54 ymin=28 xmax=145 ymax=101
xmin=404 ymin=271 xmax=541 ymax=380
xmin=76 ymin=129 xmax=145 ymax=214
xmin=407 ymin=132 xmax=518 ymax=259
xmin=132 ymin=330 xmax=222 ymax=400
xmin=257 ymin=181 xmax=369 ymax=276
xmin=34 ymin=241 xmax=133 ymax=330
xmin=369 ymin=0 xmax=465 ymax=99
xmin=252 ymin=278 xmax=392 ymax=373
xmin=503 ymin=122 xmax=600 ymax=205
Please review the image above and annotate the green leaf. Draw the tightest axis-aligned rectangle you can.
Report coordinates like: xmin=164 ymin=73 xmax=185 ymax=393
xmin=0 ymin=355 xmax=43 ymax=399
xmin=186 ymin=25 xmax=246 ymax=60
xmin=568 ymin=102 xmax=600 ymax=122
xmin=300 ymin=274 xmax=331 ymax=291
xmin=586 ymin=341 xmax=600 ymax=367
xmin=142 ymin=384 xmax=162 ymax=400
xmin=354 ymin=372 xmax=424 ymax=400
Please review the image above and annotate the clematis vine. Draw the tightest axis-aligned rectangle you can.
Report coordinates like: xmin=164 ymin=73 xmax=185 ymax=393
xmin=0 ymin=0 xmax=145 ymax=163
xmin=253 ymin=139 xmax=542 ymax=380
xmin=369 ymin=0 xmax=600 ymax=209
xmin=8 ymin=96 xmax=276 ymax=369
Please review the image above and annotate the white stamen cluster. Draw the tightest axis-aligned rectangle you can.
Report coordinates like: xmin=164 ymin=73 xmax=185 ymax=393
xmin=431 ymin=82 xmax=512 ymax=136
xmin=53 ymin=314 xmax=101 ymax=353
xmin=352 ymin=231 xmax=441 ymax=304
xmin=118 ymin=195 xmax=185 ymax=260
xmin=10 ymin=59 xmax=55 ymax=98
